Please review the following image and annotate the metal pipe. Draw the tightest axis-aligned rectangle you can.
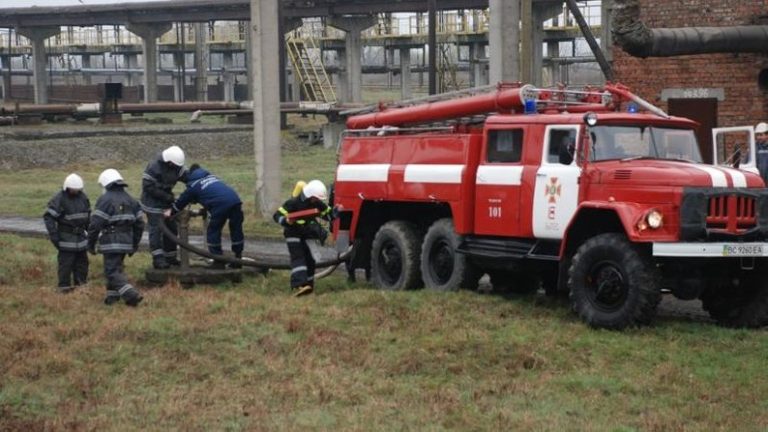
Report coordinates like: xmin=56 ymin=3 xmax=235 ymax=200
xmin=613 ymin=0 xmax=768 ymax=58
xmin=565 ymin=0 xmax=613 ymax=81
xmin=0 ymin=101 xmax=365 ymax=117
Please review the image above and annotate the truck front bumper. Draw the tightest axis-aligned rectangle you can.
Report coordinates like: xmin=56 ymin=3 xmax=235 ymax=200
xmin=653 ymin=242 xmax=768 ymax=257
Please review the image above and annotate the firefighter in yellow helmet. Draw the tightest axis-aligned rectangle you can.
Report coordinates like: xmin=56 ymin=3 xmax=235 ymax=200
xmin=273 ymin=180 xmax=333 ymax=297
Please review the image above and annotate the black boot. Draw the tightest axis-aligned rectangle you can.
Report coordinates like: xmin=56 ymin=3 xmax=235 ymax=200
xmin=121 ymin=285 xmax=143 ymax=307
xmin=228 ymin=253 xmax=242 ymax=269
xmin=104 ymin=290 xmax=121 ymax=305
xmin=153 ymin=258 xmax=170 ymax=270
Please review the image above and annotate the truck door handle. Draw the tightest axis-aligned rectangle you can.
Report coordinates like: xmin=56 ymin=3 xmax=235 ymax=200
xmin=536 ymin=173 xmax=547 ymax=177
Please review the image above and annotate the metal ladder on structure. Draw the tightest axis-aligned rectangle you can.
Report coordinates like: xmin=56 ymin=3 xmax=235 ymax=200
xmin=286 ymin=34 xmax=337 ymax=105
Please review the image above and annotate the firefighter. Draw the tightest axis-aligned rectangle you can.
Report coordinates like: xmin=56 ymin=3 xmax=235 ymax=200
xmin=273 ymin=179 xmax=333 ymax=296
xmin=141 ymin=145 xmax=185 ymax=269
xmin=88 ymin=169 xmax=145 ymax=306
xmin=756 ymin=122 xmax=768 ymax=183
xmin=167 ymin=163 xmax=244 ymax=269
xmin=43 ymin=173 xmax=91 ymax=293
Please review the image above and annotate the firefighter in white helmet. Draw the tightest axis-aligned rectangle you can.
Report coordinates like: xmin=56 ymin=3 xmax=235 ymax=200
xmin=43 ymin=173 xmax=91 ymax=293
xmin=87 ymin=169 xmax=145 ymax=306
xmin=140 ymin=145 xmax=185 ymax=269
xmin=756 ymin=122 xmax=768 ymax=183
xmin=273 ymin=179 xmax=334 ymax=297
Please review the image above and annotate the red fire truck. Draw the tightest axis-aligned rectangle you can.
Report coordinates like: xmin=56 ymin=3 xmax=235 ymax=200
xmin=331 ymin=83 xmax=768 ymax=330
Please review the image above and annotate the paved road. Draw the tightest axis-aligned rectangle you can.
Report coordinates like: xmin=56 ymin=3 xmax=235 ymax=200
xmin=0 ymin=216 xmax=338 ymax=266
xmin=0 ymin=216 xmax=710 ymax=321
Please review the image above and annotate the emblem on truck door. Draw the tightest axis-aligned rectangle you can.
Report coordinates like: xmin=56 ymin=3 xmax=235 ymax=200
xmin=545 ymin=177 xmax=562 ymax=204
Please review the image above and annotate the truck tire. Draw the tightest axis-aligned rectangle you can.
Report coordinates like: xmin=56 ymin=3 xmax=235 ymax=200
xmin=420 ymin=218 xmax=481 ymax=291
xmin=370 ymin=221 xmax=422 ymax=290
xmin=568 ymin=233 xmax=661 ymax=330
xmin=489 ymin=271 xmax=540 ymax=294
xmin=701 ymin=274 xmax=768 ymax=328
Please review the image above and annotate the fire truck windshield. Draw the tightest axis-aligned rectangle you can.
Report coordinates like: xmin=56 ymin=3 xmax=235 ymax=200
xmin=589 ymin=125 xmax=703 ymax=163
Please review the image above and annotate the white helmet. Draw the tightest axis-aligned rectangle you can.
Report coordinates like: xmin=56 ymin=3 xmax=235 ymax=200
xmin=302 ymin=179 xmax=328 ymax=200
xmin=756 ymin=122 xmax=768 ymax=134
xmin=162 ymin=145 xmax=185 ymax=167
xmin=98 ymin=168 xmax=124 ymax=188
xmin=62 ymin=173 xmax=84 ymax=191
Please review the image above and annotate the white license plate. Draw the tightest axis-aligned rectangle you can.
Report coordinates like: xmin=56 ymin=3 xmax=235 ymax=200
xmin=722 ymin=244 xmax=764 ymax=257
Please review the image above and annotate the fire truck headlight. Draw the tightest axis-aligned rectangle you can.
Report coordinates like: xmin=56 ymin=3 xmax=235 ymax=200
xmin=583 ymin=112 xmax=598 ymax=127
xmin=646 ymin=210 xmax=663 ymax=229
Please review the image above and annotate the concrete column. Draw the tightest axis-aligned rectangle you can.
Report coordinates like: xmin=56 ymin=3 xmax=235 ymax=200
xmin=250 ymin=0 xmax=282 ymax=216
xmin=546 ymin=41 xmax=561 ymax=86
xmin=489 ymin=0 xmax=520 ymax=83
xmin=328 ymin=15 xmax=376 ymax=103
xmin=125 ymin=54 xmax=139 ymax=86
xmin=289 ymin=62 xmax=301 ymax=101
xmin=323 ymin=121 xmax=345 ymax=149
xmin=386 ymin=47 xmax=395 ymax=89
xmin=222 ymin=52 xmax=235 ymax=102
xmin=194 ymin=23 xmax=209 ymax=102
xmin=1 ymin=55 xmax=9 ymax=101
xmin=601 ymin=0 xmax=614 ymax=63
xmin=17 ymin=26 xmax=59 ymax=104
xmin=126 ymin=23 xmax=172 ymax=103
xmin=172 ymin=52 xmax=184 ymax=102
xmin=81 ymin=54 xmax=92 ymax=85
xmin=335 ymin=49 xmax=349 ymax=101
xmin=469 ymin=43 xmax=488 ymax=87
xmin=245 ymin=26 xmax=253 ymax=101
xmin=400 ymin=47 xmax=412 ymax=100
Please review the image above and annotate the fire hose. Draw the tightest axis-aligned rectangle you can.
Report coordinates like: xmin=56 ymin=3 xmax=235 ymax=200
xmin=158 ymin=216 xmax=353 ymax=280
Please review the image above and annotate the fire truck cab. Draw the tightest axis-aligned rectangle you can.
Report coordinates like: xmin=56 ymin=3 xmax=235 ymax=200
xmin=332 ymin=83 xmax=768 ymax=330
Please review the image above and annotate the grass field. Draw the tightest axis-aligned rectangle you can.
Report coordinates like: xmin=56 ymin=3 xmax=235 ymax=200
xmin=2 ymin=125 xmax=768 ymax=430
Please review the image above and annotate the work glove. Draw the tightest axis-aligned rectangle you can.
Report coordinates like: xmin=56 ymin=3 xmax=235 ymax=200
xmin=49 ymin=234 xmax=60 ymax=250
xmin=278 ymin=216 xmax=290 ymax=227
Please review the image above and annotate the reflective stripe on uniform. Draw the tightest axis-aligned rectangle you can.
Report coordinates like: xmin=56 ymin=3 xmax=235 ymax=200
xmin=278 ymin=207 xmax=289 ymax=216
xmin=99 ymin=244 xmax=133 ymax=252
xmin=286 ymin=237 xmax=301 ymax=243
xmin=151 ymin=249 xmax=165 ymax=256
xmin=106 ymin=289 xmax=120 ymax=297
xmin=140 ymin=203 xmax=165 ymax=214
xmin=64 ymin=212 xmax=89 ymax=221
xmin=291 ymin=266 xmax=307 ymax=274
xmin=92 ymin=209 xmax=110 ymax=220
xmin=46 ymin=208 xmax=60 ymax=217
xmin=118 ymin=284 xmax=134 ymax=295
xmin=59 ymin=240 xmax=88 ymax=249
xmin=231 ymin=241 xmax=244 ymax=246
xmin=109 ymin=214 xmax=136 ymax=223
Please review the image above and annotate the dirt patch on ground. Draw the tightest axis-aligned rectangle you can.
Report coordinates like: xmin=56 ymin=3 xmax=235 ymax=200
xmin=0 ymin=125 xmax=255 ymax=170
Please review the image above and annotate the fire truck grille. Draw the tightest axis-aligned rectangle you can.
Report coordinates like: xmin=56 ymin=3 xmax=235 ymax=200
xmin=705 ymin=195 xmax=756 ymax=232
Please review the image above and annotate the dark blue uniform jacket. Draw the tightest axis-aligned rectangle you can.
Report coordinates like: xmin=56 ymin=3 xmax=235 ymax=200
xmin=172 ymin=168 xmax=242 ymax=218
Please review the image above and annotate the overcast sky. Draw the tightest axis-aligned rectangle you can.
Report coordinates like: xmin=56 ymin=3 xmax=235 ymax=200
xmin=0 ymin=0 xmax=170 ymax=7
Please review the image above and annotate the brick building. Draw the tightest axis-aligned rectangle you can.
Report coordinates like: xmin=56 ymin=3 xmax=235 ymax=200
xmin=611 ymin=0 xmax=768 ymax=160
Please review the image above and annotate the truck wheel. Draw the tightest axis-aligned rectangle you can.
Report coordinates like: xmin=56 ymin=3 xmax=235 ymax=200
xmin=370 ymin=221 xmax=422 ymax=290
xmin=420 ymin=218 xmax=481 ymax=291
xmin=568 ymin=233 xmax=661 ymax=330
xmin=701 ymin=275 xmax=768 ymax=328
xmin=489 ymin=271 xmax=540 ymax=294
